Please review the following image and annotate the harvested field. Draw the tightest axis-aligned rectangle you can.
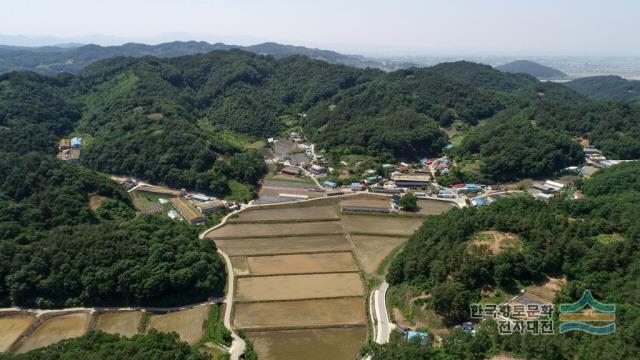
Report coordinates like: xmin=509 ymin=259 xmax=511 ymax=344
xmin=147 ymin=305 xmax=209 ymax=345
xmin=340 ymin=197 xmax=390 ymax=208
xmin=16 ymin=313 xmax=91 ymax=353
xmin=351 ymin=235 xmax=407 ymax=275
xmin=215 ymin=235 xmax=351 ymax=256
xmin=207 ymin=221 xmax=343 ymax=239
xmin=0 ymin=314 xmax=33 ymax=352
xmin=95 ymin=311 xmax=142 ymax=337
xmin=247 ymin=327 xmax=367 ymax=360
xmin=416 ymin=199 xmax=456 ymax=215
xmin=246 ymin=252 xmax=357 ymax=275
xmin=341 ymin=214 xmax=423 ymax=236
xmin=234 ymin=298 xmax=365 ymax=329
xmin=230 ymin=256 xmax=250 ymax=275
xmin=256 ymin=188 xmax=323 ymax=205
xmin=470 ymin=231 xmax=522 ymax=255
xmin=236 ymin=273 xmax=364 ymax=302
xmin=229 ymin=205 xmax=338 ymax=223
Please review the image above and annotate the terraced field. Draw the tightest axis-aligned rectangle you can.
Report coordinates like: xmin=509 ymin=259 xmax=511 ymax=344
xmin=16 ymin=313 xmax=91 ymax=353
xmin=0 ymin=315 xmax=34 ymax=352
xmin=206 ymin=194 xmax=457 ymax=360
xmin=95 ymin=311 xmax=142 ymax=337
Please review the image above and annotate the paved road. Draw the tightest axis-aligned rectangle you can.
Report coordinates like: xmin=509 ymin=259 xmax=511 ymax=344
xmin=374 ymin=281 xmax=391 ymax=344
xmin=217 ymin=249 xmax=246 ymax=360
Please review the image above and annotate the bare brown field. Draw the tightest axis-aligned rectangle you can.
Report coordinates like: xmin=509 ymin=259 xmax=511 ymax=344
xmin=207 ymin=222 xmax=343 ymax=239
xmin=470 ymin=231 xmax=522 ymax=255
xmin=147 ymin=305 xmax=209 ymax=345
xmin=234 ymin=298 xmax=365 ymax=329
xmin=258 ymin=187 xmax=324 ymax=199
xmin=246 ymin=252 xmax=357 ymax=275
xmin=236 ymin=273 xmax=364 ymax=302
xmin=16 ymin=313 xmax=91 ymax=353
xmin=340 ymin=197 xmax=390 ymax=208
xmin=95 ymin=311 xmax=142 ymax=337
xmin=525 ymin=277 xmax=567 ymax=302
xmin=88 ymin=194 xmax=107 ymax=212
xmin=229 ymin=205 xmax=338 ymax=223
xmin=341 ymin=215 xmax=423 ymax=236
xmin=215 ymin=235 xmax=351 ymax=256
xmin=416 ymin=199 xmax=457 ymax=215
xmin=230 ymin=256 xmax=250 ymax=275
xmin=351 ymin=235 xmax=408 ymax=275
xmin=247 ymin=327 xmax=367 ymax=360
xmin=0 ymin=315 xmax=34 ymax=352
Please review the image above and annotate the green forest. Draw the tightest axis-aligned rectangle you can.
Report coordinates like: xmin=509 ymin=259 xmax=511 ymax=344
xmin=382 ymin=162 xmax=640 ymax=359
xmin=0 ymin=331 xmax=209 ymax=360
xmin=2 ymin=50 xmax=639 ymax=185
xmin=0 ymin=153 xmax=225 ymax=308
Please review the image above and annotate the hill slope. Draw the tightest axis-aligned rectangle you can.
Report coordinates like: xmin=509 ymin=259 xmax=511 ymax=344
xmin=0 ymin=41 xmax=400 ymax=74
xmin=565 ymin=75 xmax=640 ymax=102
xmin=496 ymin=60 xmax=567 ymax=79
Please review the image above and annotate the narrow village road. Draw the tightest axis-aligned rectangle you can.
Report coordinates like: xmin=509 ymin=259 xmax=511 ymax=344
xmin=374 ymin=281 xmax=391 ymax=344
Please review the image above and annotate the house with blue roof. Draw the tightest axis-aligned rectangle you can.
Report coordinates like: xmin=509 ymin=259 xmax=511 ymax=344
xmin=405 ymin=330 xmax=429 ymax=345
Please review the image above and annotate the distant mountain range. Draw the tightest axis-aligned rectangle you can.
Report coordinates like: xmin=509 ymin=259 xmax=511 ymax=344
xmin=496 ymin=60 xmax=568 ymax=80
xmin=565 ymin=75 xmax=640 ymax=103
xmin=0 ymin=41 xmax=413 ymax=74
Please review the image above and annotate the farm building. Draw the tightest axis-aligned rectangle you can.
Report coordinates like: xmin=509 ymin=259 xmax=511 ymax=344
xmin=471 ymin=198 xmax=488 ymax=207
xmin=310 ymin=164 xmax=326 ymax=175
xmin=579 ymin=166 xmax=599 ymax=177
xmin=531 ymin=184 xmax=556 ymax=193
xmin=196 ymin=200 xmax=226 ymax=214
xmin=57 ymin=148 xmax=81 ymax=163
xmin=405 ymin=330 xmax=429 ymax=345
xmin=351 ymin=182 xmax=364 ymax=191
xmin=70 ymin=137 xmax=82 ymax=149
xmin=58 ymin=138 xmax=70 ymax=151
xmin=535 ymin=193 xmax=554 ymax=202
xmin=369 ymin=187 xmax=404 ymax=194
xmin=171 ymin=198 xmax=206 ymax=224
xmin=393 ymin=175 xmax=430 ymax=187
xmin=438 ymin=189 xmax=455 ymax=198
xmin=544 ymin=180 xmax=566 ymax=191
xmin=190 ymin=194 xmax=215 ymax=202
xmin=137 ymin=185 xmax=184 ymax=198
xmin=342 ymin=206 xmax=390 ymax=214
xmin=323 ymin=180 xmax=338 ymax=189
xmin=281 ymin=167 xmax=301 ymax=176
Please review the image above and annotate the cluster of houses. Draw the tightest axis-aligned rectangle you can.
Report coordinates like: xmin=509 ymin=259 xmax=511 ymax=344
xmin=530 ymin=180 xmax=567 ymax=201
xmin=56 ymin=137 xmax=82 ymax=163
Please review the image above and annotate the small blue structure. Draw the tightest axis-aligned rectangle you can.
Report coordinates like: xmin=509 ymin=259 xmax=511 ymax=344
xmin=351 ymin=182 xmax=363 ymax=191
xmin=471 ymin=198 xmax=487 ymax=207
xmin=323 ymin=180 xmax=338 ymax=189
xmin=405 ymin=330 xmax=429 ymax=345
xmin=70 ymin=137 xmax=82 ymax=148
xmin=440 ymin=159 xmax=450 ymax=164
xmin=438 ymin=189 xmax=454 ymax=198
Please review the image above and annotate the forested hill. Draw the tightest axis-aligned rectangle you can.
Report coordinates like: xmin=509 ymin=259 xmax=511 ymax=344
xmin=0 ymin=153 xmax=225 ymax=308
xmin=2 ymin=49 xmax=638 ymax=185
xmin=565 ymin=75 xmax=640 ymax=103
xmin=0 ymin=40 xmax=400 ymax=74
xmin=381 ymin=162 xmax=640 ymax=359
xmin=496 ymin=60 xmax=568 ymax=79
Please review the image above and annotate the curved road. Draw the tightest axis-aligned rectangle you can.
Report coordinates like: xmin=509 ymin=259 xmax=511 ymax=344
xmin=373 ymin=281 xmax=391 ymax=344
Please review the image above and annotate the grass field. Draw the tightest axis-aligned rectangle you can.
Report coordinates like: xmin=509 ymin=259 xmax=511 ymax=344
xmin=16 ymin=313 xmax=90 ymax=353
xmin=341 ymin=214 xmax=423 ymax=236
xmin=207 ymin=221 xmax=344 ymax=239
xmin=246 ymin=252 xmax=357 ymax=275
xmin=235 ymin=273 xmax=364 ymax=302
xmin=229 ymin=205 xmax=338 ymax=223
xmin=416 ymin=199 xmax=457 ymax=215
xmin=0 ymin=315 xmax=34 ymax=352
xmin=234 ymin=298 xmax=365 ymax=330
xmin=351 ymin=235 xmax=408 ymax=275
xmin=147 ymin=306 xmax=209 ymax=345
xmin=214 ymin=235 xmax=351 ymax=256
xmin=95 ymin=311 xmax=142 ymax=337
xmin=246 ymin=327 xmax=367 ymax=360
xmin=226 ymin=180 xmax=253 ymax=203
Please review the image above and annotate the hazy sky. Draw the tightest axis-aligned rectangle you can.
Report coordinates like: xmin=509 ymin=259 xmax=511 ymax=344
xmin=2 ymin=0 xmax=639 ymax=56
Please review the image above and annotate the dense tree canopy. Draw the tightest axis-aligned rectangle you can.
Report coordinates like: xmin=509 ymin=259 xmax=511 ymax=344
xmin=384 ymin=162 xmax=640 ymax=359
xmin=0 ymin=153 xmax=225 ymax=308
xmin=0 ymin=331 xmax=209 ymax=360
